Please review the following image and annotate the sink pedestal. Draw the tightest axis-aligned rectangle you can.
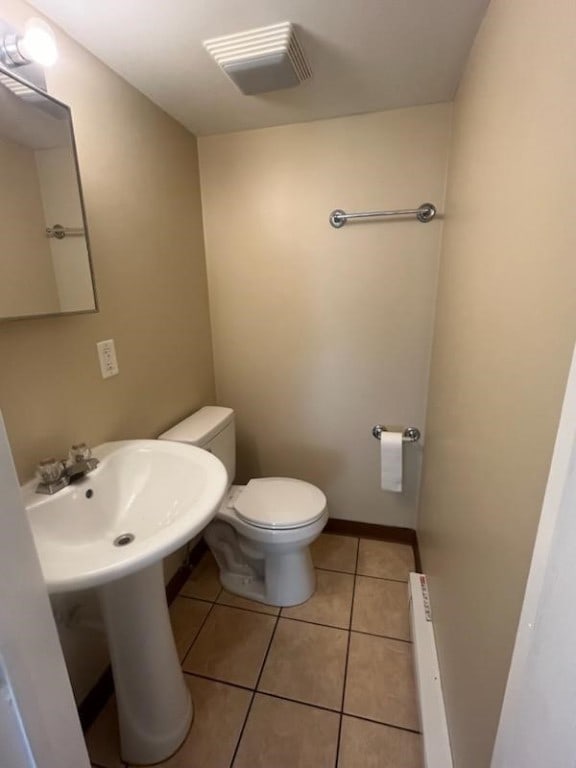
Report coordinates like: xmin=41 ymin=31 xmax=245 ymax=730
xmin=98 ymin=561 xmax=192 ymax=764
xmin=23 ymin=440 xmax=228 ymax=762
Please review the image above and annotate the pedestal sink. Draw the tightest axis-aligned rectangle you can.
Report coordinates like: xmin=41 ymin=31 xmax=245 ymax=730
xmin=22 ymin=440 xmax=228 ymax=765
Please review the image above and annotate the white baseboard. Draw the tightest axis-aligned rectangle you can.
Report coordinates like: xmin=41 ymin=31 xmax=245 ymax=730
xmin=409 ymin=572 xmax=453 ymax=768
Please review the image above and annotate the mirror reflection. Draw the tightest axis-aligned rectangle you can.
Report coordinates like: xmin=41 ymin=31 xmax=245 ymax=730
xmin=0 ymin=67 xmax=97 ymax=320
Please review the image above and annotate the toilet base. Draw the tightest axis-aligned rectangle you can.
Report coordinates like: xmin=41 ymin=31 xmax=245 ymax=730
xmin=204 ymin=508 xmax=328 ymax=607
xmin=219 ymin=547 xmax=316 ymax=607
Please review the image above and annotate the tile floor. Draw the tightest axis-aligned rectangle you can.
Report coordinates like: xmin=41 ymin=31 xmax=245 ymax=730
xmin=86 ymin=534 xmax=422 ymax=768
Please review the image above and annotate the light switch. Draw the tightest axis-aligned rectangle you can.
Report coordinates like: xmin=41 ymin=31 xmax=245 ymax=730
xmin=96 ymin=339 xmax=119 ymax=378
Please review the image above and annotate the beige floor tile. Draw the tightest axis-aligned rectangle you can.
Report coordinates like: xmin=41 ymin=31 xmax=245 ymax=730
xmin=169 ymin=597 xmax=211 ymax=661
xmin=357 ymin=540 xmax=415 ymax=581
xmin=217 ymin=589 xmax=280 ymax=615
xmin=85 ymin=696 xmax=123 ymax=768
xmin=135 ymin=676 xmax=251 ymax=768
xmin=179 ymin=551 xmax=222 ymax=601
xmin=352 ymin=576 xmax=411 ymax=640
xmin=311 ymin=533 xmax=358 ymax=573
xmin=183 ymin=605 xmax=276 ymax=687
xmin=344 ymin=633 xmax=419 ymax=730
xmin=233 ymin=694 xmax=339 ymax=768
xmin=338 ymin=716 xmax=423 ymax=768
xmin=259 ymin=618 xmax=348 ymax=710
xmin=281 ymin=569 xmax=354 ymax=628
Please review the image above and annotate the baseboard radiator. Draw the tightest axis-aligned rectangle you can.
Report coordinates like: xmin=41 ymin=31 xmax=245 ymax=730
xmin=408 ymin=573 xmax=453 ymax=768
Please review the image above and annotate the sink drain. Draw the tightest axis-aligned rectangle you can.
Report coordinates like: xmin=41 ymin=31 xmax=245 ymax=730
xmin=113 ymin=533 xmax=135 ymax=547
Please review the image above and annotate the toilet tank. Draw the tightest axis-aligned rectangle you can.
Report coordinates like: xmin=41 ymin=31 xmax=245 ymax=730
xmin=158 ymin=406 xmax=236 ymax=484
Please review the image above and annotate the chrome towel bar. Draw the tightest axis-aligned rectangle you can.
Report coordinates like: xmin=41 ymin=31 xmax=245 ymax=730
xmin=372 ymin=425 xmax=421 ymax=443
xmin=329 ymin=202 xmax=436 ymax=228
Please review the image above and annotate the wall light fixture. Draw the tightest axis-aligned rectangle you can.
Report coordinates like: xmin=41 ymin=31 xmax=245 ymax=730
xmin=0 ymin=17 xmax=57 ymax=70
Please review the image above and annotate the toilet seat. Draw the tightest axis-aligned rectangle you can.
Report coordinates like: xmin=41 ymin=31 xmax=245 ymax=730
xmin=233 ymin=477 xmax=327 ymax=530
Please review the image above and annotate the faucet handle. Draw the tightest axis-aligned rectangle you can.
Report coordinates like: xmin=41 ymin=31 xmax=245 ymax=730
xmin=36 ymin=457 xmax=66 ymax=484
xmin=35 ymin=458 xmax=68 ymax=494
xmin=66 ymin=443 xmax=99 ymax=477
xmin=68 ymin=442 xmax=92 ymax=463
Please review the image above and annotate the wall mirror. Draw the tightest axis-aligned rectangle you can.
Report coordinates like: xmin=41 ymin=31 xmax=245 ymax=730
xmin=0 ymin=65 xmax=97 ymax=320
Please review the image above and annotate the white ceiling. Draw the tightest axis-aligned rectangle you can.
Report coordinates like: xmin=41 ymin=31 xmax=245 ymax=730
xmin=29 ymin=0 xmax=489 ymax=136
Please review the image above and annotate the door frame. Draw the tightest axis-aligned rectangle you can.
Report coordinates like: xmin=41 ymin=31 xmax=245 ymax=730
xmin=0 ymin=413 xmax=90 ymax=767
xmin=492 ymin=342 xmax=576 ymax=766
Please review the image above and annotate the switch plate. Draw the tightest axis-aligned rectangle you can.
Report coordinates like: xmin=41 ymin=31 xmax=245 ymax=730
xmin=96 ymin=339 xmax=119 ymax=378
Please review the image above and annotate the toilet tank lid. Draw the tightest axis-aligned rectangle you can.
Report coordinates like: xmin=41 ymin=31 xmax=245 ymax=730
xmin=158 ymin=406 xmax=234 ymax=445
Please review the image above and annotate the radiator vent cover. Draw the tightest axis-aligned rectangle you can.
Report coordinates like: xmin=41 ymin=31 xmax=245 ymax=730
xmin=204 ymin=22 xmax=311 ymax=95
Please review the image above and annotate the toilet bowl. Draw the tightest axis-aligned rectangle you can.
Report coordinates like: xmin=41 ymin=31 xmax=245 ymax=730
xmin=206 ymin=480 xmax=327 ymax=605
xmin=159 ymin=407 xmax=328 ymax=606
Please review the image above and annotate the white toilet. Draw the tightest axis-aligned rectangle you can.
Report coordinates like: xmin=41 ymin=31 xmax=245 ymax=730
xmin=159 ymin=406 xmax=328 ymax=606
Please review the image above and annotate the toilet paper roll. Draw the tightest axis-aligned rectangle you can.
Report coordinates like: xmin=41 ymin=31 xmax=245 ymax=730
xmin=380 ymin=431 xmax=403 ymax=492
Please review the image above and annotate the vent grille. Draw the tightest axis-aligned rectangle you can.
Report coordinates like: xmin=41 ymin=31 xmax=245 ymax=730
xmin=204 ymin=22 xmax=311 ymax=95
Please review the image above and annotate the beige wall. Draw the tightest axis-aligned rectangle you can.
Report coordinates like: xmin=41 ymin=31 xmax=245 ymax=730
xmin=0 ymin=0 xmax=214 ymax=701
xmin=0 ymin=135 xmax=60 ymax=317
xmin=199 ymin=105 xmax=452 ymax=527
xmin=0 ymin=0 xmax=214 ymax=482
xmin=418 ymin=0 xmax=576 ymax=765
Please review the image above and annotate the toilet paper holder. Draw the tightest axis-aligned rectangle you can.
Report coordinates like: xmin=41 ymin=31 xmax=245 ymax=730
xmin=372 ymin=425 xmax=421 ymax=443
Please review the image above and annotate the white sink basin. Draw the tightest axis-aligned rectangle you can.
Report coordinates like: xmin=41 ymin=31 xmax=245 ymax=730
xmin=22 ymin=439 xmax=228 ymax=765
xmin=23 ymin=439 xmax=227 ymax=593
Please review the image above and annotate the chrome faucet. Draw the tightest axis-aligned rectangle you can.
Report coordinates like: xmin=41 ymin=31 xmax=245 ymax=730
xmin=35 ymin=443 xmax=99 ymax=495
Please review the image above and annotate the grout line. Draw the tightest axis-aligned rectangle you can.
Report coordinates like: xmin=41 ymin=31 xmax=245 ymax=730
xmin=195 ymin=601 xmax=279 ymax=619
xmin=204 ymin=576 xmax=413 ymax=596
xmin=180 ymin=599 xmax=218 ymax=667
xmin=276 ymin=614 xmax=349 ymax=632
xmin=228 ymin=611 xmax=282 ymax=767
xmin=183 ymin=671 xmax=342 ymax=715
xmin=183 ymin=670 xmax=254 ymax=693
xmin=355 ymin=573 xmax=410 ymax=584
xmin=208 ymin=599 xmax=413 ymax=644
xmin=340 ymin=710 xmax=422 ymax=736
xmin=182 ymin=669 xmax=424 ymax=737
xmin=314 ymin=564 xmax=410 ymax=585
xmin=315 ymin=565 xmax=355 ymax=575
xmin=179 ymin=587 xmax=412 ymax=643
xmin=177 ymin=592 xmax=220 ymax=605
xmin=253 ymin=611 xmax=282 ymax=694
xmin=350 ymin=628 xmax=412 ymax=644
xmin=313 ymin=565 xmax=357 ymax=576
xmin=197 ymin=584 xmax=410 ymax=640
xmin=256 ymin=689 xmax=343 ymax=716
xmin=218 ymin=601 xmax=280 ymax=617
xmin=334 ymin=537 xmax=361 ymax=767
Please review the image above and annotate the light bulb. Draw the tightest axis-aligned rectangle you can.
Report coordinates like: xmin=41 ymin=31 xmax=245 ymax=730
xmin=19 ymin=18 xmax=58 ymax=67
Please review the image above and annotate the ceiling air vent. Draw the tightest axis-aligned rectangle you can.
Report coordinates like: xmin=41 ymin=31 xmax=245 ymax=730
xmin=204 ymin=22 xmax=311 ymax=95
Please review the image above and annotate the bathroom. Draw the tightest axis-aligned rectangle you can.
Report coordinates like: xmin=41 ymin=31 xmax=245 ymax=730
xmin=1 ymin=0 xmax=576 ymax=766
